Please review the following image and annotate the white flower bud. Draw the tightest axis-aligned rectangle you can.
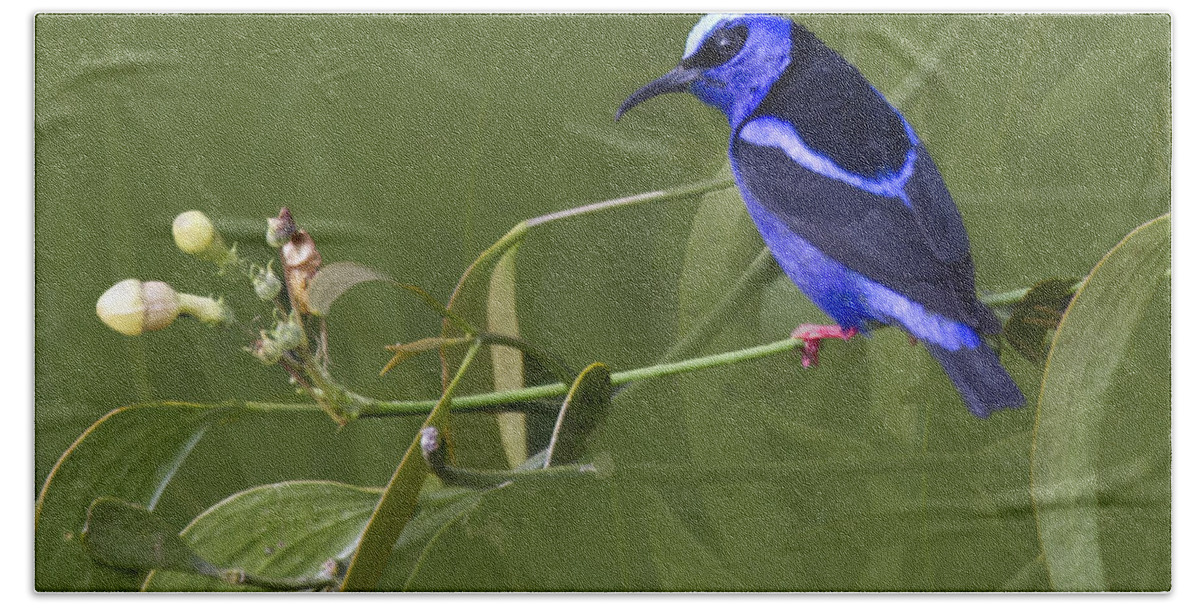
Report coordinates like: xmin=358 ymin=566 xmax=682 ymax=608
xmin=96 ymin=279 xmax=178 ymax=336
xmin=96 ymin=279 xmax=230 ymax=336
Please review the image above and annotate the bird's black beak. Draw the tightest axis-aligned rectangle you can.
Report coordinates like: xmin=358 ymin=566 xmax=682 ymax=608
xmin=615 ymin=65 xmax=701 ymax=121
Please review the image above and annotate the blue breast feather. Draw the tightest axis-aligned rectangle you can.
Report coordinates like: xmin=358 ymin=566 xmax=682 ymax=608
xmin=739 ymin=192 xmax=981 ymax=351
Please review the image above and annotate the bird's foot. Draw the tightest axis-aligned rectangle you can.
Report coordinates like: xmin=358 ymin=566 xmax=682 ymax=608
xmin=790 ymin=324 xmax=858 ymax=368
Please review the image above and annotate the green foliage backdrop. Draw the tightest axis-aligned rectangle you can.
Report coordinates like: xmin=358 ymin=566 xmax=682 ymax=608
xmin=35 ymin=14 xmax=1169 ymax=590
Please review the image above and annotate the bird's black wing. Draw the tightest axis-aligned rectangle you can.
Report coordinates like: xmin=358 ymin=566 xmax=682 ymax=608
xmin=762 ymin=23 xmax=912 ymax=180
xmin=731 ymin=138 xmax=998 ymax=334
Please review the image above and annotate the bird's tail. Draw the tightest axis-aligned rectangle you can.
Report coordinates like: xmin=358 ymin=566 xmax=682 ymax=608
xmin=925 ymin=342 xmax=1024 ymax=418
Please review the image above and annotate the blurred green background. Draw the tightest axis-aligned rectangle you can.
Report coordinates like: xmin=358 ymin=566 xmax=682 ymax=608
xmin=35 ymin=14 xmax=1169 ymax=590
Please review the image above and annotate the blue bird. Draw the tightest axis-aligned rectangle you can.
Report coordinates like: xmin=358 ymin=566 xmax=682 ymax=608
xmin=616 ymin=14 xmax=1024 ymax=417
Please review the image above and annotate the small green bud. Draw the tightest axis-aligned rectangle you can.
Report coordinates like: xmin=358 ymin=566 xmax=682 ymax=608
xmin=246 ymin=311 xmax=306 ymax=364
xmin=270 ymin=312 xmax=306 ymax=351
xmin=247 ymin=332 xmax=285 ymax=365
xmin=253 ymin=264 xmax=283 ymax=301
xmin=266 ymin=208 xmax=297 ymax=248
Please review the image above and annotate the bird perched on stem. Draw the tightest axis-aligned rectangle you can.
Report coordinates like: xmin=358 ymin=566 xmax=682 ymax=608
xmin=617 ymin=14 xmax=1023 ymax=417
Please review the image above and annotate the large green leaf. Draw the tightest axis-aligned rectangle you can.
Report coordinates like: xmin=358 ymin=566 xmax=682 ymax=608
xmin=1031 ymin=214 xmax=1170 ymax=591
xmin=383 ymin=473 xmax=625 ymax=591
xmin=144 ymin=480 xmax=383 ymax=591
xmin=379 ymin=486 xmax=484 ymax=590
xmin=35 ymin=403 xmax=226 ymax=591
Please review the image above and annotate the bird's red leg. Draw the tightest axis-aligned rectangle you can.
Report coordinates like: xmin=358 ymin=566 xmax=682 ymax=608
xmin=791 ymin=324 xmax=858 ymax=369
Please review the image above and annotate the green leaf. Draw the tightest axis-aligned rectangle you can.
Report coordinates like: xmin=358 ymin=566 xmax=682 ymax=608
xmin=82 ymin=497 xmax=219 ymax=577
xmin=35 ymin=403 xmax=226 ymax=591
xmin=340 ymin=341 xmax=483 ymax=591
xmin=383 ymin=472 xmax=621 ymax=591
xmin=545 ymin=362 xmax=613 ymax=466
xmin=488 ymin=245 xmax=528 ymax=468
xmin=145 ymin=480 xmax=383 ymax=591
xmin=381 ymin=486 xmax=484 ymax=590
xmin=308 ymin=261 xmax=470 ymax=332
xmin=1002 ymin=278 xmax=1079 ymax=364
xmin=306 ymin=261 xmax=394 ymax=316
xmin=1031 ymin=213 xmax=1170 ymax=591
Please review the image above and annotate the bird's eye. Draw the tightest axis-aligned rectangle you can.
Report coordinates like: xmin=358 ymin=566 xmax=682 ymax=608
xmin=681 ymin=24 xmax=749 ymax=69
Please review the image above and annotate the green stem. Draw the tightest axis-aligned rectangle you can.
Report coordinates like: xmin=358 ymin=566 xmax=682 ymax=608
xmin=526 ymin=177 xmax=735 ymax=227
xmin=613 ymin=337 xmax=799 ymax=384
xmin=241 ymin=337 xmax=806 ymax=417
xmin=980 ymin=281 xmax=1085 ymax=308
xmin=341 ymin=336 xmax=805 ymax=417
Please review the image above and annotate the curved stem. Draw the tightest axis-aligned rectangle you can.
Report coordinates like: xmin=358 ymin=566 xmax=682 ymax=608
xmin=526 ymin=177 xmax=735 ymax=227
xmin=440 ymin=223 xmax=529 ymax=386
xmin=445 ymin=223 xmax=531 ymax=315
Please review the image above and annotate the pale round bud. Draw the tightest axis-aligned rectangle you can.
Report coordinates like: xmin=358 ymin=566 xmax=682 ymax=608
xmin=96 ymin=279 xmax=180 ymax=336
xmin=419 ymin=426 xmax=441 ymax=457
xmin=172 ymin=211 xmax=216 ymax=255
